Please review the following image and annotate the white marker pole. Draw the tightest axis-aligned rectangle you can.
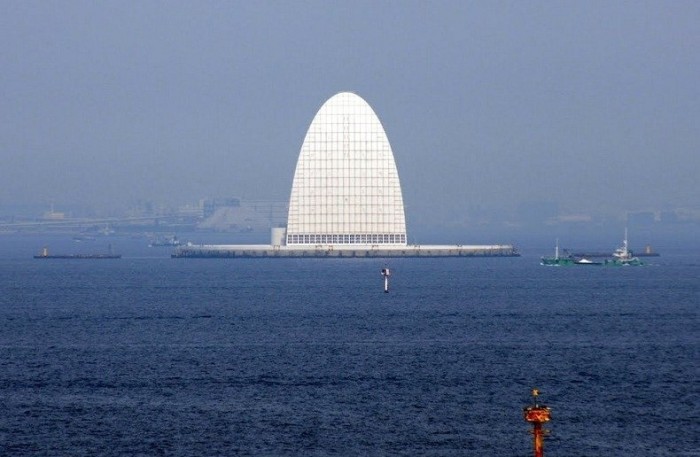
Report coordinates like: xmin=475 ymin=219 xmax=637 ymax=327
xmin=381 ymin=268 xmax=390 ymax=293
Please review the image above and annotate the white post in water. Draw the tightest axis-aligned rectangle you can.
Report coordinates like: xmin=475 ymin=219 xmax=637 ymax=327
xmin=381 ymin=267 xmax=391 ymax=293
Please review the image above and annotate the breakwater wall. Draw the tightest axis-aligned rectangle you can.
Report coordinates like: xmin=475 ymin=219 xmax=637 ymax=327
xmin=172 ymin=244 xmax=520 ymax=258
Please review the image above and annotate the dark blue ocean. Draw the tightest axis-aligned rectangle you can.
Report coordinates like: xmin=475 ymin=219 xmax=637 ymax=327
xmin=0 ymin=237 xmax=697 ymax=456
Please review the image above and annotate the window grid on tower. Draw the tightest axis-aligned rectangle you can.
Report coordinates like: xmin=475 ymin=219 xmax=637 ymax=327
xmin=286 ymin=93 xmax=407 ymax=245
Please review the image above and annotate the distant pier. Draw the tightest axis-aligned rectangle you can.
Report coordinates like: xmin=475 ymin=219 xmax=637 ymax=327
xmin=172 ymin=244 xmax=520 ymax=258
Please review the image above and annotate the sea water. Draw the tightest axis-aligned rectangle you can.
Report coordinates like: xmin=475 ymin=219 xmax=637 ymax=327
xmin=0 ymin=243 xmax=697 ymax=455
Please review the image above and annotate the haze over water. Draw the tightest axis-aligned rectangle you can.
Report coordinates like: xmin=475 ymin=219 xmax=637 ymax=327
xmin=1 ymin=2 xmax=699 ymax=247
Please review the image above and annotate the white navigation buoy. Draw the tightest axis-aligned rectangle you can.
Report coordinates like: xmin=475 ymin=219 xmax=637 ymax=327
xmin=381 ymin=267 xmax=391 ymax=293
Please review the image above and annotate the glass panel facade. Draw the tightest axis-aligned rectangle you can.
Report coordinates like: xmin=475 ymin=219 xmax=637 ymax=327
xmin=287 ymin=92 xmax=407 ymax=245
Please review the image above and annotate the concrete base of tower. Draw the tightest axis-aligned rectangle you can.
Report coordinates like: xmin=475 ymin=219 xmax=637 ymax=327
xmin=171 ymin=244 xmax=520 ymax=258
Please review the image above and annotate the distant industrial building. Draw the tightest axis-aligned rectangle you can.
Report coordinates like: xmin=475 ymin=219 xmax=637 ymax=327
xmin=174 ymin=92 xmax=517 ymax=258
xmin=201 ymin=197 xmax=241 ymax=218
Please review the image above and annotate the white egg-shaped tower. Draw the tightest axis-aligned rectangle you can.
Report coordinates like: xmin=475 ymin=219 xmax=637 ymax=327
xmin=286 ymin=92 xmax=407 ymax=246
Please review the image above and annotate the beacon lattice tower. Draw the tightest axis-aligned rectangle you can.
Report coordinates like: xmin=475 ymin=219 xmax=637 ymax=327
xmin=523 ymin=388 xmax=552 ymax=457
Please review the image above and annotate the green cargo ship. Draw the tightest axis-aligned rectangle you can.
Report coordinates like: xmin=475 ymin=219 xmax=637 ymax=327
xmin=541 ymin=239 xmax=583 ymax=266
xmin=541 ymin=230 xmax=644 ymax=267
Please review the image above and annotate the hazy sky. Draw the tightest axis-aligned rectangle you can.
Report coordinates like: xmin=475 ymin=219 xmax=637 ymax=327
xmin=1 ymin=1 xmax=698 ymax=227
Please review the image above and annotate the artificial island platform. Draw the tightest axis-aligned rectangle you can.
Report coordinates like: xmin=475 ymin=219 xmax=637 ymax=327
xmin=171 ymin=243 xmax=519 ymax=258
xmin=173 ymin=93 xmax=521 ymax=260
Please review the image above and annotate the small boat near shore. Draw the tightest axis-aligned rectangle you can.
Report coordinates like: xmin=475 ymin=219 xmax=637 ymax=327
xmin=148 ymin=235 xmax=182 ymax=247
xmin=34 ymin=246 xmax=121 ymax=259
